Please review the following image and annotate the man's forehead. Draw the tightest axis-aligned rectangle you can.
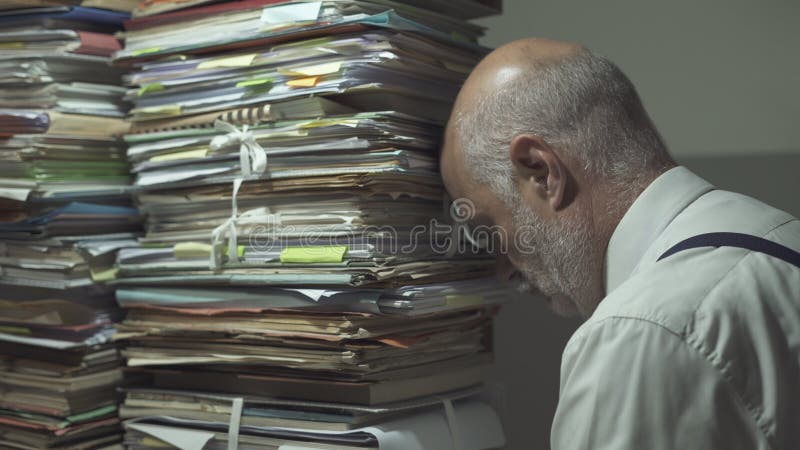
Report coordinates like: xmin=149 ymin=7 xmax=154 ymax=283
xmin=439 ymin=124 xmax=464 ymax=200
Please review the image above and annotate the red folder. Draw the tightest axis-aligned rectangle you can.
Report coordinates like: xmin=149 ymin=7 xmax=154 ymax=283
xmin=74 ymin=31 xmax=122 ymax=56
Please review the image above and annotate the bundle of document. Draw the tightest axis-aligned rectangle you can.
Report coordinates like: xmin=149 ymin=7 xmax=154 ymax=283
xmin=114 ymin=292 xmax=506 ymax=449
xmin=0 ymin=3 xmax=138 ymax=449
xmin=111 ymin=1 xmax=507 ymax=448
xmin=120 ymin=393 xmax=505 ymax=450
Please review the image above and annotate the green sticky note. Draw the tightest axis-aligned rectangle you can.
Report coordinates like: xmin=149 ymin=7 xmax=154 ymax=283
xmin=65 ymin=405 xmax=117 ymax=424
xmin=236 ymin=78 xmax=274 ymax=94
xmin=91 ymin=267 xmax=118 ymax=282
xmin=138 ymin=83 xmax=164 ymax=96
xmin=141 ymin=242 xmax=170 ymax=248
xmin=280 ymin=246 xmax=347 ymax=263
xmin=131 ymin=47 xmax=162 ymax=56
xmin=236 ymin=78 xmax=273 ymax=87
xmin=174 ymin=242 xmax=212 ymax=259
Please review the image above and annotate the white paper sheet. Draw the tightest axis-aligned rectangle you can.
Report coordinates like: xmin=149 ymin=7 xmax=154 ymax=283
xmin=126 ymin=423 xmax=215 ymax=450
xmin=0 ymin=187 xmax=31 ymax=201
xmin=360 ymin=400 xmax=505 ymax=450
xmin=261 ymin=2 xmax=322 ymax=24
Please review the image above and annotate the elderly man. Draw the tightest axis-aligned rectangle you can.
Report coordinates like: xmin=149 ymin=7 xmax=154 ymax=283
xmin=441 ymin=38 xmax=800 ymax=449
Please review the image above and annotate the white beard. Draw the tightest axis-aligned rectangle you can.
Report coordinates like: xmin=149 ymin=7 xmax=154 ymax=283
xmin=508 ymin=200 xmax=599 ymax=317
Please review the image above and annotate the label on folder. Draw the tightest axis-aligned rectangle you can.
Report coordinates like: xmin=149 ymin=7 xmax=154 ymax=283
xmin=280 ymin=246 xmax=347 ymax=263
xmin=198 ymin=53 xmax=257 ymax=69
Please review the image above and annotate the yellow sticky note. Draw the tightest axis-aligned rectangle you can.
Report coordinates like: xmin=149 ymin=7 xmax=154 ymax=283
xmin=280 ymin=61 xmax=341 ymax=77
xmin=445 ymin=295 xmax=484 ymax=308
xmin=0 ymin=42 xmax=24 ymax=50
xmin=174 ymin=242 xmax=212 ymax=259
xmin=0 ymin=326 xmax=31 ymax=335
xmin=131 ymin=47 xmax=162 ymax=56
xmin=136 ymin=104 xmax=182 ymax=117
xmin=287 ymin=76 xmax=321 ymax=88
xmin=198 ymin=53 xmax=257 ymax=69
xmin=299 ymin=118 xmax=359 ymax=129
xmin=150 ymin=148 xmax=207 ymax=162
xmin=91 ymin=267 xmax=118 ymax=282
xmin=137 ymin=83 xmax=164 ymax=96
xmin=280 ymin=246 xmax=347 ymax=263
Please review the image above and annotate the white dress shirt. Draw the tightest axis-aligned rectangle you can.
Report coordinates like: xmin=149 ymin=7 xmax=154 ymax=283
xmin=551 ymin=166 xmax=800 ymax=449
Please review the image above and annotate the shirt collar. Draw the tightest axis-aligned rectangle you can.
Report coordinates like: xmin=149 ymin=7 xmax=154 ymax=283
xmin=604 ymin=166 xmax=715 ymax=294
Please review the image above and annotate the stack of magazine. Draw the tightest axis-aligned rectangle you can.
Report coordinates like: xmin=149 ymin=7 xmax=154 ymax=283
xmin=0 ymin=2 xmax=139 ymax=450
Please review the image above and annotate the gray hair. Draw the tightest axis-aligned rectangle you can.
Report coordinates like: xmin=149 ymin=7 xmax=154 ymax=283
xmin=455 ymin=48 xmax=673 ymax=205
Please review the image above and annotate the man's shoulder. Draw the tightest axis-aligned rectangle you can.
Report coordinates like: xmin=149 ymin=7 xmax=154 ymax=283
xmin=567 ymin=216 xmax=800 ymax=446
xmin=578 ymin=189 xmax=800 ymax=345
xmin=559 ymin=187 xmax=800 ymax=448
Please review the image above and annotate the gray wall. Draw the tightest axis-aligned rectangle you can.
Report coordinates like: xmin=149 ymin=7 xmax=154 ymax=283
xmin=476 ymin=1 xmax=800 ymax=448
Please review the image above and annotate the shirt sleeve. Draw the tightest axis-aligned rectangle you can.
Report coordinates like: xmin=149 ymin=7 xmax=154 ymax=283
xmin=550 ymin=317 xmax=768 ymax=450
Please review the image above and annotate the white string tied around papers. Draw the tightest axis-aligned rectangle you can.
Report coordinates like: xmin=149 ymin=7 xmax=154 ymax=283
xmin=441 ymin=194 xmax=459 ymax=258
xmin=238 ymin=207 xmax=282 ymax=227
xmin=208 ymin=120 xmax=271 ymax=270
xmin=443 ymin=398 xmax=465 ymax=450
xmin=210 ymin=119 xmax=267 ymax=177
xmin=210 ymin=178 xmax=243 ymax=270
xmin=228 ymin=397 xmax=244 ymax=450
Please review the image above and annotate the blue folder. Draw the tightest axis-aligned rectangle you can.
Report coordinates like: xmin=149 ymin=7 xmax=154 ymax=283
xmin=0 ymin=6 xmax=129 ymax=27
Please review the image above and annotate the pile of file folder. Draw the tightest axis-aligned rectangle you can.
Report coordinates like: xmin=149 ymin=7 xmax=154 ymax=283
xmin=112 ymin=0 xmax=507 ymax=448
xmin=0 ymin=2 xmax=139 ymax=449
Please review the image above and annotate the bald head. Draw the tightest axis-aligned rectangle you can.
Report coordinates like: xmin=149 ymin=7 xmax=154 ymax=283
xmin=468 ymin=39 xmax=584 ymax=84
xmin=453 ymin=39 xmax=585 ymax=122
xmin=445 ymin=38 xmax=673 ymax=204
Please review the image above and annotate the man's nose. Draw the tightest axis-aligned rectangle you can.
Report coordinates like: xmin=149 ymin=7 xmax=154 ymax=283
xmin=495 ymin=253 xmax=518 ymax=283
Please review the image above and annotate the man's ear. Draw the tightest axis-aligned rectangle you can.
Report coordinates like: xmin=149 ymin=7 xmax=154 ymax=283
xmin=509 ymin=134 xmax=566 ymax=210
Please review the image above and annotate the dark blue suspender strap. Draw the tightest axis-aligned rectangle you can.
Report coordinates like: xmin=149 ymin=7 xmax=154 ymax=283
xmin=657 ymin=232 xmax=800 ymax=269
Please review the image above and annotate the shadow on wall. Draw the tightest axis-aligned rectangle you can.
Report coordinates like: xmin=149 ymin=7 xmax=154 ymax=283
xmin=489 ymin=294 xmax=580 ymax=450
xmin=679 ymin=153 xmax=800 ymax=218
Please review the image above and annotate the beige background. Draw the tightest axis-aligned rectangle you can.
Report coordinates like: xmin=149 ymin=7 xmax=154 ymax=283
xmin=474 ymin=1 xmax=800 ymax=448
